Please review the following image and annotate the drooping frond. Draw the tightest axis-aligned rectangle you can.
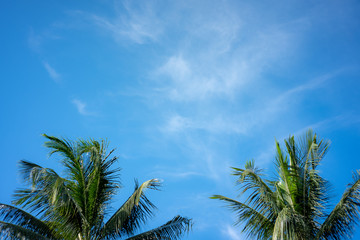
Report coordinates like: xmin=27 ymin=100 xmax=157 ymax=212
xmin=0 ymin=204 xmax=56 ymax=239
xmin=0 ymin=221 xmax=52 ymax=240
xmin=42 ymin=134 xmax=77 ymax=161
xmin=210 ymin=195 xmax=273 ymax=239
xmin=125 ymin=215 xmax=192 ymax=240
xmin=232 ymin=160 xmax=279 ymax=216
xmin=14 ymin=161 xmax=84 ymax=216
xmin=100 ymin=179 xmax=160 ymax=239
xmin=316 ymin=170 xmax=360 ymax=240
xmin=13 ymin=160 xmax=85 ymax=239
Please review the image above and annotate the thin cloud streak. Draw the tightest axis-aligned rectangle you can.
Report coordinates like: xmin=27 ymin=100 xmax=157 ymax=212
xmin=222 ymin=225 xmax=243 ymax=240
xmin=150 ymin=169 xmax=204 ymax=179
xmin=88 ymin=1 xmax=162 ymax=44
xmin=254 ymin=113 xmax=360 ymax=165
xmin=72 ymin=99 xmax=95 ymax=116
xmin=43 ymin=61 xmax=60 ymax=82
xmin=162 ymin=114 xmax=247 ymax=135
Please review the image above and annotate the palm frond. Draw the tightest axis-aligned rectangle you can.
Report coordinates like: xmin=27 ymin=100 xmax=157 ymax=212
xmin=210 ymin=195 xmax=273 ymax=239
xmin=13 ymin=160 xmax=87 ymax=238
xmin=125 ymin=215 xmax=192 ymax=240
xmin=100 ymin=179 xmax=160 ymax=239
xmin=0 ymin=204 xmax=56 ymax=239
xmin=298 ymin=130 xmax=329 ymax=170
xmin=42 ymin=134 xmax=77 ymax=160
xmin=0 ymin=221 xmax=52 ymax=240
xmin=212 ymin=129 xmax=360 ymax=240
xmin=316 ymin=170 xmax=360 ymax=240
xmin=297 ymin=133 xmax=329 ymax=227
xmin=83 ymin=142 xmax=121 ymax=236
xmin=10 ymin=135 xmax=191 ymax=240
xmin=275 ymin=141 xmax=297 ymax=209
xmin=232 ymin=160 xmax=280 ymax=216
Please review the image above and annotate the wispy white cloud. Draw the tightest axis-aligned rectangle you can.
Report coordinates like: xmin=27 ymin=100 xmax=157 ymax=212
xmin=28 ymin=28 xmax=62 ymax=54
xmin=154 ymin=26 xmax=299 ymax=102
xmin=28 ymin=28 xmax=42 ymax=52
xmin=253 ymin=112 xmax=360 ymax=165
xmin=72 ymin=99 xmax=94 ymax=116
xmin=150 ymin=168 xmax=204 ymax=179
xmin=163 ymin=114 xmax=192 ymax=133
xmin=222 ymin=225 xmax=243 ymax=240
xmin=162 ymin=114 xmax=247 ymax=135
xmin=161 ymin=70 xmax=339 ymax=137
xmin=43 ymin=61 xmax=60 ymax=82
xmin=158 ymin=71 xmax=342 ymax=177
xmin=156 ymin=55 xmax=223 ymax=101
xmin=180 ymin=135 xmax=233 ymax=181
xmin=273 ymin=70 xmax=344 ymax=105
xmin=291 ymin=113 xmax=360 ymax=138
xmin=181 ymin=1 xmax=241 ymax=54
xmin=88 ymin=1 xmax=163 ymax=44
xmin=142 ymin=1 xmax=348 ymax=189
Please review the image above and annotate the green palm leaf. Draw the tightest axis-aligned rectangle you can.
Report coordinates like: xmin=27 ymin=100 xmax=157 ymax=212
xmin=2 ymin=134 xmax=192 ymax=240
xmin=101 ymin=179 xmax=160 ymax=239
xmin=0 ymin=221 xmax=52 ymax=240
xmin=210 ymin=195 xmax=272 ymax=239
xmin=212 ymin=129 xmax=360 ymax=240
xmin=0 ymin=204 xmax=56 ymax=239
xmin=316 ymin=170 xmax=360 ymax=240
xmin=125 ymin=215 xmax=192 ymax=240
xmin=232 ymin=160 xmax=280 ymax=218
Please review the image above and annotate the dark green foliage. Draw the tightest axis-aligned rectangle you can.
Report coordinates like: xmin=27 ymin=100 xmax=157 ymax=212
xmin=211 ymin=129 xmax=360 ymax=240
xmin=0 ymin=135 xmax=192 ymax=240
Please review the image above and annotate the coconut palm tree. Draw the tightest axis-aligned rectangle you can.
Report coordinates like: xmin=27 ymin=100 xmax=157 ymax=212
xmin=212 ymin=130 xmax=360 ymax=240
xmin=0 ymin=134 xmax=192 ymax=240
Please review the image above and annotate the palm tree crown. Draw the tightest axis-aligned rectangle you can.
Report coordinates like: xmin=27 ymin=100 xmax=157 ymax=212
xmin=212 ymin=130 xmax=360 ymax=240
xmin=0 ymin=134 xmax=192 ymax=240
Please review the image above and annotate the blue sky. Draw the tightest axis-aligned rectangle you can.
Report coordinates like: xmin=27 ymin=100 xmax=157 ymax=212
xmin=1 ymin=0 xmax=360 ymax=239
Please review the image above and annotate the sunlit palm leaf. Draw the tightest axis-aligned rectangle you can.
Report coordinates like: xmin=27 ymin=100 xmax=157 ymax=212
xmin=125 ymin=215 xmax=192 ymax=240
xmin=101 ymin=179 xmax=160 ymax=239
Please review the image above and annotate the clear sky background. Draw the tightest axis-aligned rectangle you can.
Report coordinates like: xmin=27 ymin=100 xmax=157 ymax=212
xmin=1 ymin=0 xmax=360 ymax=239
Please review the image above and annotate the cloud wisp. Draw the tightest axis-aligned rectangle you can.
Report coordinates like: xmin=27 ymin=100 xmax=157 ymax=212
xmin=161 ymin=69 xmax=341 ymax=137
xmin=72 ymin=99 xmax=95 ymax=116
xmin=222 ymin=225 xmax=243 ymax=240
xmin=162 ymin=114 xmax=248 ymax=135
xmin=154 ymin=32 xmax=300 ymax=103
xmin=43 ymin=61 xmax=61 ymax=83
xmin=87 ymin=1 xmax=163 ymax=44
